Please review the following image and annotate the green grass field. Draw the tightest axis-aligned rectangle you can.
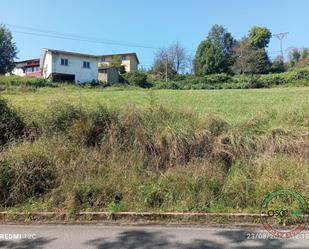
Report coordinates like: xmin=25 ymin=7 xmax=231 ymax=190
xmin=2 ymin=86 xmax=309 ymax=125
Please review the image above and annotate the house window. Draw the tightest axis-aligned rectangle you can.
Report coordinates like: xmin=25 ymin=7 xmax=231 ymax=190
xmin=121 ymin=56 xmax=127 ymax=61
xmin=101 ymin=57 xmax=106 ymax=62
xmin=61 ymin=58 xmax=68 ymax=66
xmin=83 ymin=61 xmax=90 ymax=69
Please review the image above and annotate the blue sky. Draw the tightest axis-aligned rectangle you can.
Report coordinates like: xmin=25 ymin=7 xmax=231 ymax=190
xmin=1 ymin=0 xmax=309 ymax=68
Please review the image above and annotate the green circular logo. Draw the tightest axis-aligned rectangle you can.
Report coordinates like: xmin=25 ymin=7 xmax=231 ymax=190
xmin=260 ymin=189 xmax=306 ymax=238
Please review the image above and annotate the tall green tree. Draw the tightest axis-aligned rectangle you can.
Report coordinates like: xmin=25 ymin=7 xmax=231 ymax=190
xmin=233 ymin=26 xmax=271 ymax=74
xmin=248 ymin=26 xmax=272 ymax=49
xmin=0 ymin=25 xmax=18 ymax=75
xmin=193 ymin=25 xmax=235 ymax=75
xmin=247 ymin=48 xmax=271 ymax=74
xmin=233 ymin=38 xmax=271 ymax=74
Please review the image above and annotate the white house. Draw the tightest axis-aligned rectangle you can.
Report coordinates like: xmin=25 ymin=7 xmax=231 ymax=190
xmin=40 ymin=48 xmax=139 ymax=83
xmin=40 ymin=49 xmax=100 ymax=83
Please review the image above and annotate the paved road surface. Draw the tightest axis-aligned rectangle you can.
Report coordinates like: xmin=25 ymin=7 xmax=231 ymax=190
xmin=0 ymin=225 xmax=308 ymax=249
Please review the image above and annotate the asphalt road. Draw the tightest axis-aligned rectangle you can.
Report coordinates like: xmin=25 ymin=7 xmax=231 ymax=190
xmin=0 ymin=225 xmax=308 ymax=249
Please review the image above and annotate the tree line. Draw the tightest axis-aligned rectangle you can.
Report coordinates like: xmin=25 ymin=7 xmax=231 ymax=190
xmin=0 ymin=24 xmax=308 ymax=78
xmin=151 ymin=24 xmax=309 ymax=78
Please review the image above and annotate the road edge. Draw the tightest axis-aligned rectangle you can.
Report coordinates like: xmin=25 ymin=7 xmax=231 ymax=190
xmin=0 ymin=212 xmax=308 ymax=228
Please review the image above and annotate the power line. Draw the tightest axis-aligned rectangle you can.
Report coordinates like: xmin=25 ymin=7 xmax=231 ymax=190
xmin=6 ymin=23 xmax=197 ymax=52
xmin=8 ymin=24 xmax=136 ymax=44
xmin=11 ymin=29 xmax=160 ymax=50
xmin=6 ymin=23 xmax=161 ymax=49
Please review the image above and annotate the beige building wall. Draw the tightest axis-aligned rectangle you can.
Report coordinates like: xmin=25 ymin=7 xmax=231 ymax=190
xmin=100 ymin=54 xmax=138 ymax=72
xmin=127 ymin=54 xmax=138 ymax=71
xmin=98 ymin=67 xmax=119 ymax=83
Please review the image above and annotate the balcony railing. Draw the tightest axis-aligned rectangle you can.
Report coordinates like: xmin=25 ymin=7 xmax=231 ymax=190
xmin=98 ymin=62 xmax=111 ymax=68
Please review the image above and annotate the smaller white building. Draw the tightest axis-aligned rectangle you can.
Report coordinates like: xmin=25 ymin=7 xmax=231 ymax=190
xmin=11 ymin=59 xmax=41 ymax=77
xmin=40 ymin=49 xmax=100 ymax=83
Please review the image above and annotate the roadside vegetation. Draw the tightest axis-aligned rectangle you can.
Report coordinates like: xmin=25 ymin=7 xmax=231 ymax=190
xmin=0 ymin=85 xmax=308 ymax=214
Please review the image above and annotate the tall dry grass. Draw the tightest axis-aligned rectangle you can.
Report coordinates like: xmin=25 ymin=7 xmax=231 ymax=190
xmin=0 ymin=99 xmax=308 ymax=213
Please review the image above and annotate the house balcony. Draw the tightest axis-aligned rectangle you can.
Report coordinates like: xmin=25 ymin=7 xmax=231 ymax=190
xmin=98 ymin=62 xmax=111 ymax=69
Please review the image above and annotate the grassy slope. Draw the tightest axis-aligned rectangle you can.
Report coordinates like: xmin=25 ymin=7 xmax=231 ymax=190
xmin=2 ymin=86 xmax=309 ymax=125
xmin=0 ymin=86 xmax=308 ymax=214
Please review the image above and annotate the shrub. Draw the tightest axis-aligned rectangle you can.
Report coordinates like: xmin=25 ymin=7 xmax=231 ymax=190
xmin=153 ymin=81 xmax=181 ymax=89
xmin=203 ymin=73 xmax=232 ymax=84
xmin=202 ymin=116 xmax=231 ymax=136
xmin=0 ymin=145 xmax=57 ymax=206
xmin=66 ymin=106 xmax=117 ymax=146
xmin=247 ymin=75 xmax=270 ymax=88
xmin=151 ymin=69 xmax=309 ymax=89
xmin=43 ymin=103 xmax=83 ymax=134
xmin=85 ymin=106 xmax=116 ymax=146
xmin=0 ymin=99 xmax=25 ymax=146
xmin=123 ymin=71 xmax=150 ymax=88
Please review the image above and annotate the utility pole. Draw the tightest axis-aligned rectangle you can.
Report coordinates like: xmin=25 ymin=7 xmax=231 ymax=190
xmin=240 ymin=42 xmax=244 ymax=74
xmin=274 ymin=32 xmax=289 ymax=60
xmin=165 ymin=56 xmax=168 ymax=82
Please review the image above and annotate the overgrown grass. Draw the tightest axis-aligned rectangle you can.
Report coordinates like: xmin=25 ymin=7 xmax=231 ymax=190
xmin=0 ymin=99 xmax=25 ymax=146
xmin=0 ymin=93 xmax=308 ymax=214
xmin=0 ymin=76 xmax=55 ymax=90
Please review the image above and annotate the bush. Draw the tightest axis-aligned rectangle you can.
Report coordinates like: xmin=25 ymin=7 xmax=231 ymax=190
xmin=203 ymin=73 xmax=232 ymax=84
xmin=153 ymin=81 xmax=181 ymax=89
xmin=123 ymin=71 xmax=150 ymax=88
xmin=0 ymin=99 xmax=25 ymax=146
xmin=149 ymin=69 xmax=309 ymax=89
xmin=0 ymin=146 xmax=57 ymax=206
xmin=43 ymin=103 xmax=83 ymax=134
xmin=247 ymin=75 xmax=270 ymax=88
xmin=84 ymin=106 xmax=116 ymax=146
